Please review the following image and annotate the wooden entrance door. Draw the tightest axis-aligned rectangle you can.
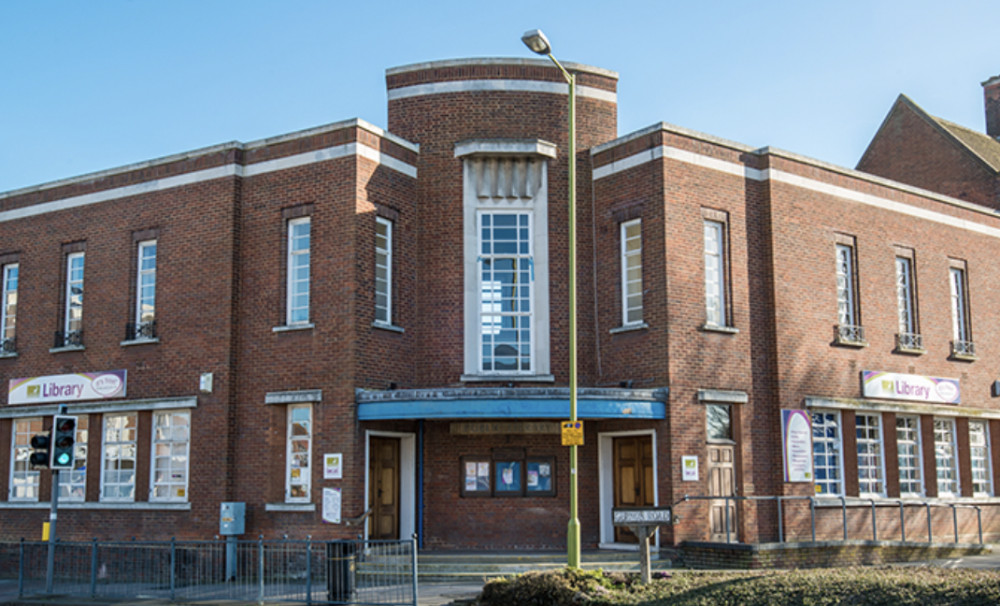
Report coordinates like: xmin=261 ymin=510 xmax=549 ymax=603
xmin=708 ymin=444 xmax=736 ymax=542
xmin=369 ymin=437 xmax=400 ymax=540
xmin=613 ymin=435 xmax=655 ymax=543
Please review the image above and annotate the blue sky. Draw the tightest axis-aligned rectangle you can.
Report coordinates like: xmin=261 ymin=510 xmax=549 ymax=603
xmin=2 ymin=1 xmax=998 ymax=193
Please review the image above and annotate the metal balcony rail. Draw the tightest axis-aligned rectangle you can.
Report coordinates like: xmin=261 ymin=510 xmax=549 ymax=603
xmin=951 ymin=340 xmax=976 ymax=357
xmin=834 ymin=324 xmax=865 ymax=345
xmin=678 ymin=494 xmax=983 ymax=546
xmin=125 ymin=320 xmax=157 ymax=341
xmin=0 ymin=536 xmax=418 ymax=606
xmin=0 ymin=337 xmax=15 ymax=354
xmin=895 ymin=332 xmax=923 ymax=351
xmin=53 ymin=330 xmax=83 ymax=349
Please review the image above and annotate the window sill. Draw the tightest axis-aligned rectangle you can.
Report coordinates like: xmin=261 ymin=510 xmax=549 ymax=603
xmin=372 ymin=321 xmax=405 ymax=333
xmin=0 ymin=501 xmax=191 ymax=511
xmin=461 ymin=374 xmax=556 ymax=383
xmin=121 ymin=337 xmax=160 ymax=347
xmin=700 ymin=323 xmax=739 ymax=335
xmin=50 ymin=345 xmax=85 ymax=354
xmin=949 ymin=352 xmax=978 ymax=363
xmin=832 ymin=337 xmax=868 ymax=349
xmin=0 ymin=351 xmax=17 ymax=359
xmin=265 ymin=502 xmax=316 ymax=512
xmin=273 ymin=323 xmax=315 ymax=333
xmin=893 ymin=346 xmax=926 ymax=356
xmin=610 ymin=322 xmax=649 ymax=334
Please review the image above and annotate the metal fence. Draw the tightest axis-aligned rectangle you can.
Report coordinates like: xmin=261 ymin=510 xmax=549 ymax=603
xmin=0 ymin=536 xmax=417 ymax=605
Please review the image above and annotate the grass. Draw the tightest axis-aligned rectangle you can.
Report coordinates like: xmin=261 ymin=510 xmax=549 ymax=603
xmin=475 ymin=566 xmax=1000 ymax=605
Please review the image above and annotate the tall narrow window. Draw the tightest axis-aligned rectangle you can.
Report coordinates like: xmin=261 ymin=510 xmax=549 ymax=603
xmin=855 ymin=413 xmax=885 ymax=496
xmin=896 ymin=416 xmax=923 ymax=497
xmin=61 ymin=251 xmax=85 ymax=347
xmin=620 ymin=219 xmax=642 ymax=326
xmin=151 ymin=411 xmax=190 ymax=502
xmin=949 ymin=264 xmax=974 ymax=357
xmin=969 ymin=421 xmax=992 ymax=497
xmin=286 ymin=217 xmax=311 ymax=325
xmin=9 ymin=417 xmax=43 ymax=501
xmin=894 ymin=255 xmax=921 ymax=351
xmin=703 ymin=219 xmax=727 ymax=327
xmin=375 ymin=217 xmax=393 ymax=325
xmin=286 ymin=404 xmax=312 ymax=502
xmin=101 ymin=413 xmax=137 ymax=502
xmin=1 ymin=263 xmax=17 ymax=353
xmin=834 ymin=240 xmax=863 ymax=344
xmin=129 ymin=240 xmax=157 ymax=340
xmin=58 ymin=416 xmax=88 ymax=502
xmin=812 ymin=410 xmax=843 ymax=496
xmin=933 ymin=418 xmax=959 ymax=497
xmin=479 ymin=211 xmax=533 ymax=373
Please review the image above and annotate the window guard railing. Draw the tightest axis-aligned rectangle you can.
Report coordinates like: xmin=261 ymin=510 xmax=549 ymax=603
xmin=53 ymin=330 xmax=83 ymax=348
xmin=677 ymin=494 xmax=983 ymax=546
xmin=895 ymin=332 xmax=923 ymax=351
xmin=125 ymin=320 xmax=157 ymax=341
xmin=1 ymin=337 xmax=15 ymax=354
xmin=951 ymin=340 xmax=976 ymax=357
xmin=834 ymin=324 xmax=865 ymax=344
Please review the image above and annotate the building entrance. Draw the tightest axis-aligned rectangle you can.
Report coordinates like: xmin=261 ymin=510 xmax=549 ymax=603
xmin=368 ymin=437 xmax=400 ymax=540
xmin=612 ymin=435 xmax=655 ymax=543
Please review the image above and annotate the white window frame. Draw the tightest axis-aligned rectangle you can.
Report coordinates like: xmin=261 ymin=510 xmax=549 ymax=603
xmin=286 ymin=404 xmax=312 ymax=503
xmin=969 ymin=420 xmax=993 ymax=497
xmin=58 ymin=416 xmax=88 ymax=502
xmin=703 ymin=219 xmax=727 ymax=327
xmin=9 ymin=417 xmax=42 ymax=502
xmin=150 ymin=410 xmax=190 ymax=502
xmin=949 ymin=266 xmax=970 ymax=343
xmin=375 ymin=217 xmax=393 ymax=325
xmin=64 ymin=251 xmax=85 ymax=336
xmin=100 ymin=413 xmax=137 ymax=502
xmin=286 ymin=217 xmax=311 ymax=326
xmin=135 ymin=240 xmax=157 ymax=327
xmin=812 ymin=410 xmax=844 ymax=496
xmin=835 ymin=243 xmax=857 ymax=327
xmin=896 ymin=415 xmax=924 ymax=497
xmin=855 ymin=413 xmax=886 ymax=497
xmin=1 ymin=263 xmax=18 ymax=349
xmin=933 ymin=417 xmax=960 ymax=498
xmin=895 ymin=256 xmax=916 ymax=335
xmin=620 ymin=219 xmax=643 ymax=326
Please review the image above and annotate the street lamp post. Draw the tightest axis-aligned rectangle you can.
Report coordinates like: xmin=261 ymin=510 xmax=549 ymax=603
xmin=521 ymin=28 xmax=581 ymax=569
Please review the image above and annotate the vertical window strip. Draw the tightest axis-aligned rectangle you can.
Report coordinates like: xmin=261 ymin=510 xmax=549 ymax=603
xmin=151 ymin=411 xmax=190 ymax=502
xmin=375 ymin=217 xmax=393 ymax=325
xmin=855 ymin=413 xmax=885 ymax=496
xmin=970 ymin=421 xmax=992 ymax=497
xmin=58 ymin=416 xmax=88 ymax=502
xmin=9 ymin=417 xmax=42 ymax=501
xmin=896 ymin=416 xmax=923 ymax=497
xmin=65 ymin=252 xmax=85 ymax=336
xmin=286 ymin=217 xmax=311 ymax=325
xmin=835 ymin=243 xmax=856 ymax=326
xmin=703 ymin=219 xmax=726 ymax=326
xmin=136 ymin=240 xmax=157 ymax=327
xmin=286 ymin=404 xmax=312 ymax=502
xmin=933 ymin=418 xmax=959 ymax=497
xmin=812 ymin=411 xmax=843 ymax=496
xmin=101 ymin=413 xmax=137 ymax=502
xmin=620 ymin=219 xmax=642 ymax=326
xmin=1 ymin=263 xmax=18 ymax=351
xmin=895 ymin=257 xmax=915 ymax=334
xmin=949 ymin=267 xmax=969 ymax=343
xmin=479 ymin=211 xmax=533 ymax=373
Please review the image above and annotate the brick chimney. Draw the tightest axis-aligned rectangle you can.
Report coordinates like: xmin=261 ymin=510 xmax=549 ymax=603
xmin=985 ymin=74 xmax=1000 ymax=139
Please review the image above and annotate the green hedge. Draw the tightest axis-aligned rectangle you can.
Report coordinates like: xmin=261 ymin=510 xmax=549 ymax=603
xmin=476 ymin=567 xmax=1000 ymax=606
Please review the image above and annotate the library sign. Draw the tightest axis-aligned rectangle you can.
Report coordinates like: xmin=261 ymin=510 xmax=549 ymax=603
xmin=862 ymin=370 xmax=959 ymax=404
xmin=8 ymin=370 xmax=127 ymax=405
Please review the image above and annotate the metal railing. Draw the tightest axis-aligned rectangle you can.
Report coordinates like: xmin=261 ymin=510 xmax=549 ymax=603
xmin=0 ymin=536 xmax=418 ymax=605
xmin=125 ymin=320 xmax=157 ymax=341
xmin=895 ymin=332 xmax=923 ymax=351
xmin=951 ymin=339 xmax=976 ymax=357
xmin=679 ymin=494 xmax=984 ymax=546
xmin=53 ymin=329 xmax=83 ymax=348
xmin=834 ymin=324 xmax=865 ymax=345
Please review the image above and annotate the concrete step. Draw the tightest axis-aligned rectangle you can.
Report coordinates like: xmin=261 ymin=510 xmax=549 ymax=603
xmin=414 ymin=551 xmax=672 ymax=582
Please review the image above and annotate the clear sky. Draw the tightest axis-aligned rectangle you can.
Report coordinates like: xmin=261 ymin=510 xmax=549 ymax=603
xmin=2 ymin=0 xmax=998 ymax=193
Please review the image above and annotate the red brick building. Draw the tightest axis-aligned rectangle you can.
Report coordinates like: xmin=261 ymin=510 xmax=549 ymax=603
xmin=2 ymin=58 xmax=999 ymax=556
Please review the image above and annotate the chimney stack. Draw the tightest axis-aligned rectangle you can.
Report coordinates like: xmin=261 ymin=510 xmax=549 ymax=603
xmin=985 ymin=74 xmax=1000 ymax=139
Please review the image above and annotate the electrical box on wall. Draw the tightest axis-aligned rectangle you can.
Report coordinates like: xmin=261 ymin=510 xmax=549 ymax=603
xmin=220 ymin=502 xmax=245 ymax=535
xmin=200 ymin=373 xmax=214 ymax=394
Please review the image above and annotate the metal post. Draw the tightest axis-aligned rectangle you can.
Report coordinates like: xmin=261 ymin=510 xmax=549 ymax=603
xmin=565 ymin=67 xmax=580 ymax=571
xmin=724 ymin=496 xmax=731 ymax=543
xmin=870 ymin=499 xmax=877 ymax=541
xmin=810 ymin=497 xmax=816 ymax=542
xmin=169 ymin=537 xmax=176 ymax=601
xmin=411 ymin=534 xmax=419 ymax=606
xmin=45 ymin=469 xmax=60 ymax=594
xmin=777 ymin=497 xmax=784 ymax=543
xmin=90 ymin=538 xmax=97 ymax=598
xmin=840 ymin=496 xmax=847 ymax=541
xmin=925 ymin=502 xmax=932 ymax=543
xmin=306 ymin=536 xmax=312 ymax=606
xmin=258 ymin=535 xmax=264 ymax=603
xmin=977 ymin=507 xmax=983 ymax=545
xmin=226 ymin=535 xmax=237 ymax=581
xmin=18 ymin=538 xmax=24 ymax=598
xmin=899 ymin=502 xmax=906 ymax=543
xmin=951 ymin=504 xmax=958 ymax=543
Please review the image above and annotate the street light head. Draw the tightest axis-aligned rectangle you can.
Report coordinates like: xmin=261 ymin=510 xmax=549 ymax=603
xmin=521 ymin=29 xmax=551 ymax=55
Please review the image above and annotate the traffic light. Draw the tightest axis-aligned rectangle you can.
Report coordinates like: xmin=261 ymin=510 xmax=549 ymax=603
xmin=29 ymin=432 xmax=51 ymax=468
xmin=50 ymin=415 xmax=78 ymax=470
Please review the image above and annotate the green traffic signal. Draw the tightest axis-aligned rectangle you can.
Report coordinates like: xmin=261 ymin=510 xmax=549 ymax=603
xmin=50 ymin=415 xmax=78 ymax=470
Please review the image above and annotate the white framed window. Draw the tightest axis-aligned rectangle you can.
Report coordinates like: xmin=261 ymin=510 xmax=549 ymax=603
xmin=64 ymin=251 xmax=85 ymax=338
xmin=479 ymin=211 xmax=533 ymax=374
xmin=703 ymin=219 xmax=727 ymax=327
xmin=58 ymin=416 xmax=88 ymax=502
xmin=1 ymin=263 xmax=18 ymax=352
xmin=969 ymin=420 xmax=992 ymax=497
xmin=896 ymin=415 xmax=924 ymax=497
xmin=895 ymin=256 xmax=917 ymax=336
xmin=855 ymin=413 xmax=885 ymax=497
xmin=933 ymin=418 xmax=960 ymax=497
xmin=949 ymin=264 xmax=973 ymax=355
xmin=620 ymin=219 xmax=642 ymax=326
xmin=286 ymin=217 xmax=311 ymax=325
xmin=101 ymin=413 xmax=137 ymax=502
xmin=812 ymin=410 xmax=843 ymax=496
xmin=835 ymin=243 xmax=857 ymax=326
xmin=136 ymin=240 xmax=157 ymax=327
xmin=9 ymin=417 xmax=43 ymax=501
xmin=286 ymin=404 xmax=312 ymax=503
xmin=150 ymin=411 xmax=190 ymax=502
xmin=375 ymin=217 xmax=393 ymax=325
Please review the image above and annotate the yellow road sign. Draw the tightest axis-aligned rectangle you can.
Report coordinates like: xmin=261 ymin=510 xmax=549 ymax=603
xmin=561 ymin=420 xmax=584 ymax=446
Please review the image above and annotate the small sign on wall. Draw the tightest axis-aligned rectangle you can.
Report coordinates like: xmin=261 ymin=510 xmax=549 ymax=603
xmin=322 ymin=487 xmax=342 ymax=524
xmin=781 ymin=409 xmax=813 ymax=482
xmin=682 ymin=455 xmax=698 ymax=481
xmin=324 ymin=454 xmax=343 ymax=480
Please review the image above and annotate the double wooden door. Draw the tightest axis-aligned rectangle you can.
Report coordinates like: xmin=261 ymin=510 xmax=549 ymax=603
xmin=612 ymin=436 xmax=655 ymax=543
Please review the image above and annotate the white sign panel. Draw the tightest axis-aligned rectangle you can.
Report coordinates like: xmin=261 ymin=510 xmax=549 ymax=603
xmin=322 ymin=487 xmax=342 ymax=524
xmin=324 ymin=453 xmax=343 ymax=480
xmin=682 ymin=455 xmax=699 ymax=481
xmin=613 ymin=508 xmax=672 ymax=525
xmin=782 ymin=409 xmax=813 ymax=482
xmin=862 ymin=370 xmax=959 ymax=404
xmin=8 ymin=370 xmax=127 ymax=405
